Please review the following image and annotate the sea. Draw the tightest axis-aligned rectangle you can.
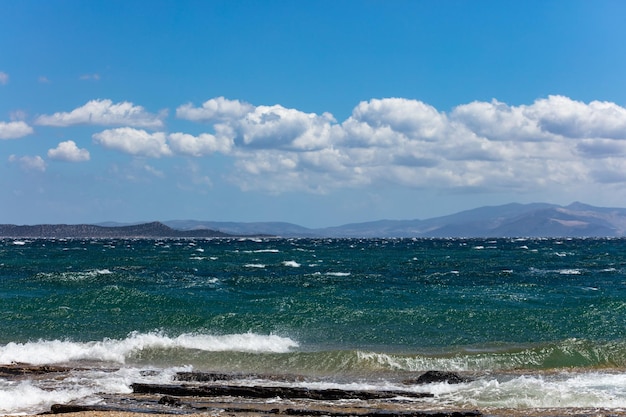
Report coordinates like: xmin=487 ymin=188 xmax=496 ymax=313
xmin=2 ymin=236 xmax=626 ymax=415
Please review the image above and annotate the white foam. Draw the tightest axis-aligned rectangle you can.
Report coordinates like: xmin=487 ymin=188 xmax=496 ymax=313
xmin=0 ymin=332 xmax=299 ymax=365
xmin=325 ymin=272 xmax=351 ymax=277
xmin=559 ymin=269 xmax=582 ymax=275
xmin=245 ymin=263 xmax=266 ymax=268
xmin=0 ymin=380 xmax=97 ymax=416
xmin=0 ymin=365 xmax=190 ymax=415
xmin=426 ymin=372 xmax=626 ymax=409
xmin=283 ymin=260 xmax=301 ymax=267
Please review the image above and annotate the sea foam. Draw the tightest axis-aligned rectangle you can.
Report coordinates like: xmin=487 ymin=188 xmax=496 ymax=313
xmin=0 ymin=332 xmax=299 ymax=365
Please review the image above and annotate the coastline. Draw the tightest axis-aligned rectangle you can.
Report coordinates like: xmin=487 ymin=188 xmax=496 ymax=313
xmin=5 ymin=365 xmax=626 ymax=416
xmin=23 ymin=404 xmax=626 ymax=417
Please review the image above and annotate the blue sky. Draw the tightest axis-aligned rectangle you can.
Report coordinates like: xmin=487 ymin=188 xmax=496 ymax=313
xmin=2 ymin=0 xmax=626 ymax=227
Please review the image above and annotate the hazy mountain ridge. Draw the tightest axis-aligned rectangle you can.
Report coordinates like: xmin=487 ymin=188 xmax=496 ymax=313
xmin=0 ymin=222 xmax=231 ymax=238
xmin=3 ymin=202 xmax=626 ymax=238
xmin=166 ymin=202 xmax=626 ymax=238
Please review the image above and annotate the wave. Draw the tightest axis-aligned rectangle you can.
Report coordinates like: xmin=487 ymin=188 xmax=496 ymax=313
xmin=357 ymin=339 xmax=626 ymax=372
xmin=4 ymin=335 xmax=624 ymax=373
xmin=0 ymin=332 xmax=299 ymax=366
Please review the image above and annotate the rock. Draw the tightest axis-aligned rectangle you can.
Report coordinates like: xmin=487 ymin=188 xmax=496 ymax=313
xmin=49 ymin=404 xmax=119 ymax=413
xmin=284 ymin=409 xmax=482 ymax=417
xmin=158 ymin=395 xmax=183 ymax=406
xmin=404 ymin=371 xmax=470 ymax=385
xmin=175 ymin=371 xmax=305 ymax=382
xmin=131 ymin=383 xmax=434 ymax=400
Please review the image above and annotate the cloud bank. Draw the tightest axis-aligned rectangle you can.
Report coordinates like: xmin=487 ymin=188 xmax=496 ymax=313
xmin=0 ymin=121 xmax=34 ymax=139
xmin=35 ymin=99 xmax=165 ymax=129
xmin=48 ymin=140 xmax=90 ymax=162
xmin=9 ymin=95 xmax=626 ymax=196
xmin=9 ymin=155 xmax=46 ymax=172
xmin=168 ymin=95 xmax=626 ymax=193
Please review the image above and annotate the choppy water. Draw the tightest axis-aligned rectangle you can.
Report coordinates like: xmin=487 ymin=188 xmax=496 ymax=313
xmin=2 ymin=237 xmax=626 ymax=414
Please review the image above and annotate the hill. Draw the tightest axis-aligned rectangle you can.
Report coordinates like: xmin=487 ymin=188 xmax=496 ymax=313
xmin=3 ymin=202 xmax=626 ymax=238
xmin=0 ymin=222 xmax=231 ymax=238
xmin=165 ymin=202 xmax=626 ymax=238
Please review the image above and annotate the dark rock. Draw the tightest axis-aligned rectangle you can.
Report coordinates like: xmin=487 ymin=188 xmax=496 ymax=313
xmin=404 ymin=371 xmax=470 ymax=385
xmin=49 ymin=404 xmax=119 ymax=414
xmin=284 ymin=409 xmax=482 ymax=417
xmin=175 ymin=371 xmax=242 ymax=382
xmin=131 ymin=383 xmax=433 ymax=400
xmin=175 ymin=371 xmax=304 ymax=382
xmin=158 ymin=395 xmax=183 ymax=407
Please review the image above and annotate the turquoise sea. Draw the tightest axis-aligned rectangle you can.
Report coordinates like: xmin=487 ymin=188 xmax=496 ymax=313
xmin=2 ymin=237 xmax=626 ymax=414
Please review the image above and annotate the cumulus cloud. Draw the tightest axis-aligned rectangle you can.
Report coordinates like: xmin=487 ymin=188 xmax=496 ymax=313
xmin=35 ymin=99 xmax=165 ymax=129
xmin=176 ymin=97 xmax=254 ymax=122
xmin=168 ymin=132 xmax=233 ymax=156
xmin=528 ymin=95 xmax=626 ymax=139
xmin=0 ymin=121 xmax=34 ymax=139
xmin=232 ymin=105 xmax=337 ymax=150
xmin=9 ymin=155 xmax=46 ymax=172
xmin=170 ymin=95 xmax=626 ymax=194
xmin=23 ymin=94 xmax=626 ymax=197
xmin=451 ymin=99 xmax=551 ymax=142
xmin=47 ymin=140 xmax=90 ymax=162
xmin=93 ymin=127 xmax=172 ymax=158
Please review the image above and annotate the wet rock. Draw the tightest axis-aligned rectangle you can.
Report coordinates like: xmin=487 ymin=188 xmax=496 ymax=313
xmin=158 ymin=395 xmax=183 ymax=406
xmin=175 ymin=371 xmax=305 ymax=382
xmin=131 ymin=383 xmax=434 ymax=400
xmin=404 ymin=371 xmax=471 ymax=385
xmin=284 ymin=409 xmax=482 ymax=417
xmin=49 ymin=404 xmax=120 ymax=414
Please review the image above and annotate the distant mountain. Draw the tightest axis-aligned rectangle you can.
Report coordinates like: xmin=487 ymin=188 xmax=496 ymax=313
xmin=0 ymin=222 xmax=232 ymax=238
xmin=3 ymin=202 xmax=626 ymax=238
xmin=164 ymin=220 xmax=318 ymax=237
xmin=167 ymin=202 xmax=626 ymax=238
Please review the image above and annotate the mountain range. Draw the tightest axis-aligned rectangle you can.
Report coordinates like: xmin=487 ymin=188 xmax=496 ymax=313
xmin=2 ymin=202 xmax=626 ymax=238
xmin=167 ymin=201 xmax=626 ymax=238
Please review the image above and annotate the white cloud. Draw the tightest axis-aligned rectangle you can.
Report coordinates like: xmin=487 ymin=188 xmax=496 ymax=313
xmin=168 ymin=132 xmax=233 ymax=156
xmin=9 ymin=155 xmax=46 ymax=172
xmin=173 ymin=95 xmax=626 ymax=195
xmin=93 ymin=127 xmax=172 ymax=158
xmin=527 ymin=95 xmax=626 ymax=139
xmin=35 ymin=99 xmax=165 ymax=129
xmin=48 ymin=140 xmax=90 ymax=162
xmin=231 ymin=105 xmax=337 ymax=150
xmin=347 ymin=98 xmax=447 ymax=141
xmin=0 ymin=71 xmax=8 ymax=85
xmin=23 ymin=94 xmax=626 ymax=198
xmin=451 ymin=99 xmax=551 ymax=142
xmin=176 ymin=97 xmax=254 ymax=121
xmin=0 ymin=121 xmax=34 ymax=139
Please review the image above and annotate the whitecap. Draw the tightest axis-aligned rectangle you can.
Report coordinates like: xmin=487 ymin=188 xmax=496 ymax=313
xmin=0 ymin=332 xmax=299 ymax=365
xmin=559 ymin=269 xmax=582 ymax=275
xmin=283 ymin=260 xmax=301 ymax=267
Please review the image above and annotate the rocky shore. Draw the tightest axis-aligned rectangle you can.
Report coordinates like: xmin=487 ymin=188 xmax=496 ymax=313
xmin=3 ymin=365 xmax=626 ymax=417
